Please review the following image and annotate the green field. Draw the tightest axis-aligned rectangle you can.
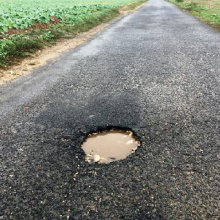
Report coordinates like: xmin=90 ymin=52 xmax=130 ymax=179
xmin=0 ymin=0 xmax=140 ymax=32
xmin=0 ymin=0 xmax=145 ymax=67
xmin=1 ymin=0 xmax=140 ymax=5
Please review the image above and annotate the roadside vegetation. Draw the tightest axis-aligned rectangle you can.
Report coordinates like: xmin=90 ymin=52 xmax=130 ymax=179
xmin=168 ymin=0 xmax=220 ymax=30
xmin=0 ymin=0 xmax=146 ymax=68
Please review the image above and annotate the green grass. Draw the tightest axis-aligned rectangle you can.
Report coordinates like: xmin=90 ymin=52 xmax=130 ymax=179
xmin=0 ymin=0 xmax=146 ymax=68
xmin=167 ymin=0 xmax=220 ymax=30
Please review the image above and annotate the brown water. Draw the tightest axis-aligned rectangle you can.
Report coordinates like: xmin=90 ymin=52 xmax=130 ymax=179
xmin=82 ymin=130 xmax=140 ymax=163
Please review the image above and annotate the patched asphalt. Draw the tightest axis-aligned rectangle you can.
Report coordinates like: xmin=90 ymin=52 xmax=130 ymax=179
xmin=0 ymin=0 xmax=220 ymax=219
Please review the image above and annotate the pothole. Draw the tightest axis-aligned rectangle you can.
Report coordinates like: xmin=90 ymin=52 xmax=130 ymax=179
xmin=81 ymin=129 xmax=140 ymax=164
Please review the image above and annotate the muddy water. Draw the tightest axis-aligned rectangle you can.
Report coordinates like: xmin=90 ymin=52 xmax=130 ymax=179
xmin=82 ymin=130 xmax=140 ymax=163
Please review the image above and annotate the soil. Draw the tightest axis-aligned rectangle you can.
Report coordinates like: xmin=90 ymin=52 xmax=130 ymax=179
xmin=0 ymin=4 xmax=145 ymax=85
xmin=7 ymin=16 xmax=61 ymax=35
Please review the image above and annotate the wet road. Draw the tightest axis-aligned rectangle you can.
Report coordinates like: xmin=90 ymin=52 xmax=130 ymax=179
xmin=1 ymin=0 xmax=220 ymax=219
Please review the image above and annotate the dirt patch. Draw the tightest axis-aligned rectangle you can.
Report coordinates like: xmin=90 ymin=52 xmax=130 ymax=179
xmin=120 ymin=1 xmax=145 ymax=13
xmin=7 ymin=16 xmax=61 ymax=35
xmin=0 ymin=3 xmax=146 ymax=85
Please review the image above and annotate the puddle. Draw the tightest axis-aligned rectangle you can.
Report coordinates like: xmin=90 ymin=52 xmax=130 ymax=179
xmin=82 ymin=129 xmax=140 ymax=164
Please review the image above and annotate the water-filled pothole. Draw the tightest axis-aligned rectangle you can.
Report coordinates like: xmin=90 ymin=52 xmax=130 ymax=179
xmin=82 ymin=129 xmax=140 ymax=164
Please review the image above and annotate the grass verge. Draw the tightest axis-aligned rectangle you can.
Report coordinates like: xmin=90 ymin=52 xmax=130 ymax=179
xmin=0 ymin=1 xmax=146 ymax=69
xmin=167 ymin=0 xmax=220 ymax=30
xmin=120 ymin=0 xmax=146 ymax=11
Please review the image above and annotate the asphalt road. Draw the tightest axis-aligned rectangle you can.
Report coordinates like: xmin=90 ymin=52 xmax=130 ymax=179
xmin=1 ymin=0 xmax=220 ymax=219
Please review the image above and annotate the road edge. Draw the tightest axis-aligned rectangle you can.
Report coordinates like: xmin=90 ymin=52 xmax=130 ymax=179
xmin=0 ymin=1 xmax=147 ymax=85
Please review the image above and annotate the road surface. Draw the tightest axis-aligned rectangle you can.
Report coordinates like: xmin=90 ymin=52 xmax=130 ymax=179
xmin=1 ymin=0 xmax=220 ymax=219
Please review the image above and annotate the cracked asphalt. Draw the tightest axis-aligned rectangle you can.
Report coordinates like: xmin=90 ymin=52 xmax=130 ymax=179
xmin=0 ymin=0 xmax=220 ymax=219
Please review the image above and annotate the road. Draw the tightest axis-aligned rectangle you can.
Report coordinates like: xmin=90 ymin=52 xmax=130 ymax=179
xmin=1 ymin=0 xmax=220 ymax=219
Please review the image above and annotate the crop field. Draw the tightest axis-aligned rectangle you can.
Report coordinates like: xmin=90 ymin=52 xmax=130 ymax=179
xmin=0 ymin=0 xmax=140 ymax=32
xmin=0 ymin=0 xmax=145 ymax=67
